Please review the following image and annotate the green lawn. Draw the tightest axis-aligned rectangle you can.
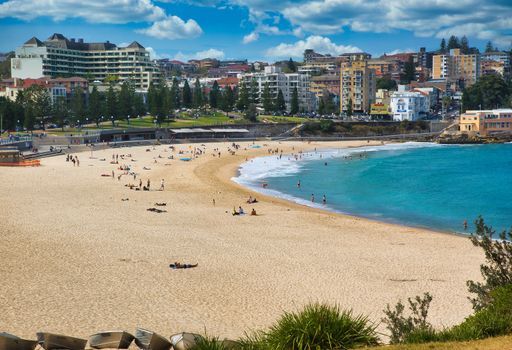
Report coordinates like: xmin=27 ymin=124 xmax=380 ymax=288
xmin=258 ymin=115 xmax=309 ymax=123
xmin=7 ymin=112 xmax=306 ymax=137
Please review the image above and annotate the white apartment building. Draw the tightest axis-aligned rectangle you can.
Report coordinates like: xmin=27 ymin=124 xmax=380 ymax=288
xmin=11 ymin=33 xmax=160 ymax=90
xmin=241 ymin=66 xmax=316 ymax=112
xmin=390 ymin=91 xmax=429 ymax=121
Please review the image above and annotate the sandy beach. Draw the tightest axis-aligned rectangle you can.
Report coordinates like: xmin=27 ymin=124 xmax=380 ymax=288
xmin=0 ymin=140 xmax=483 ymax=340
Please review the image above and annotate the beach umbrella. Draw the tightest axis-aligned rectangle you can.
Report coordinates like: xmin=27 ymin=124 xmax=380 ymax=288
xmin=169 ymin=333 xmax=203 ymax=350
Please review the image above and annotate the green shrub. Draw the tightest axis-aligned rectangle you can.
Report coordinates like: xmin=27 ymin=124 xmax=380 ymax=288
xmin=263 ymin=303 xmax=380 ymax=349
xmin=382 ymin=292 xmax=433 ymax=344
xmin=446 ymin=285 xmax=512 ymax=341
xmin=192 ymin=335 xmax=242 ymax=350
xmin=466 ymin=217 xmax=512 ymax=311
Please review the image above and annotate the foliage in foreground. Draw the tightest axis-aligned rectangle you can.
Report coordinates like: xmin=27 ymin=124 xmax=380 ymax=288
xmin=466 ymin=217 xmax=512 ymax=311
xmin=262 ymin=303 xmax=380 ymax=350
xmin=382 ymin=293 xmax=433 ymax=344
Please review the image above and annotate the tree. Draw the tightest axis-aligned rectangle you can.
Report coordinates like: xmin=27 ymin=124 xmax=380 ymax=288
xmin=376 ymin=75 xmax=397 ymax=90
xmin=440 ymin=38 xmax=447 ymax=53
xmin=460 ymin=36 xmax=470 ymax=54
xmin=274 ymin=89 xmax=286 ymax=112
xmin=467 ymin=217 xmax=512 ymax=311
xmin=249 ymin=78 xmax=259 ymax=105
xmin=401 ymin=56 xmax=416 ymax=84
xmin=182 ymin=80 xmax=192 ymax=108
xmin=346 ymin=98 xmax=353 ymax=117
xmin=170 ymin=77 xmax=180 ymax=110
xmin=221 ymin=86 xmax=235 ymax=112
xmin=118 ymin=81 xmax=134 ymax=120
xmin=244 ymin=103 xmax=258 ymax=122
xmin=105 ymin=84 xmax=118 ymax=124
xmin=485 ymin=41 xmax=494 ymax=53
xmin=160 ymin=84 xmax=171 ymax=118
xmin=447 ymin=35 xmax=460 ymax=50
xmin=287 ymin=58 xmax=297 ymax=72
xmin=88 ymin=86 xmax=102 ymax=126
xmin=133 ymin=93 xmax=146 ymax=117
xmin=462 ymin=74 xmax=510 ymax=110
xmin=193 ymin=78 xmax=203 ymax=108
xmin=262 ymin=82 xmax=273 ymax=113
xmin=290 ymin=87 xmax=299 ymax=115
xmin=209 ymin=80 xmax=220 ymax=109
xmin=318 ymin=97 xmax=325 ymax=115
xmin=22 ymin=85 xmax=51 ymax=130
xmin=236 ymin=81 xmax=249 ymax=111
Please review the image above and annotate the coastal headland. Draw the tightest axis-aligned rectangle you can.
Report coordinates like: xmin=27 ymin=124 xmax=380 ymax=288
xmin=0 ymin=140 xmax=483 ymax=339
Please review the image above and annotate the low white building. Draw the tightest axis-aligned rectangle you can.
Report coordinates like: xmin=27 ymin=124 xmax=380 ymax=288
xmin=240 ymin=66 xmax=316 ymax=112
xmin=390 ymin=91 xmax=429 ymax=121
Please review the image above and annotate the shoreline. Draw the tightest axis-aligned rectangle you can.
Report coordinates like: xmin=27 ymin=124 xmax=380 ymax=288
xmin=229 ymin=143 xmax=470 ymax=240
xmin=0 ymin=139 xmax=483 ymax=339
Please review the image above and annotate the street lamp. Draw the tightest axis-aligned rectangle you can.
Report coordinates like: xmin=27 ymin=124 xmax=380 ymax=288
xmin=111 ymin=115 xmax=114 ymax=127
xmin=127 ymin=114 xmax=130 ymax=125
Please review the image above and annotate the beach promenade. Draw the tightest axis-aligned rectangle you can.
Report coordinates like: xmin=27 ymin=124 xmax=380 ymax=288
xmin=0 ymin=140 xmax=483 ymax=339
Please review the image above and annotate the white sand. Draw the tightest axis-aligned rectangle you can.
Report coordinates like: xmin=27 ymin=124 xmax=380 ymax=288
xmin=0 ymin=140 xmax=483 ymax=340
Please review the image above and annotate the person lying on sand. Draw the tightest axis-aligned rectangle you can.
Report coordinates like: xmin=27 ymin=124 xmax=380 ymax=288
xmin=169 ymin=262 xmax=198 ymax=269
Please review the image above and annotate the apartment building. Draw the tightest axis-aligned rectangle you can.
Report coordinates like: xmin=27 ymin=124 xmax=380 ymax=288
xmin=310 ymin=74 xmax=340 ymax=100
xmin=390 ymin=90 xmax=429 ymax=121
xmin=480 ymin=51 xmax=510 ymax=77
xmin=460 ymin=109 xmax=512 ymax=135
xmin=340 ymin=60 xmax=376 ymax=114
xmin=11 ymin=33 xmax=160 ymax=89
xmin=241 ymin=66 xmax=316 ymax=112
xmin=367 ymin=58 xmax=401 ymax=79
xmin=432 ymin=49 xmax=480 ymax=87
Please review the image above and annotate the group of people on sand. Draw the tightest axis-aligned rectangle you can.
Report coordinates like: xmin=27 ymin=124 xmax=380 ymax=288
xmin=66 ymin=154 xmax=79 ymax=166
xmin=246 ymin=196 xmax=258 ymax=204
xmin=232 ymin=206 xmax=257 ymax=216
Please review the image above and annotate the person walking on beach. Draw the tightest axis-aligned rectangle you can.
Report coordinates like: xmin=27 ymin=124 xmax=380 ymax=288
xmin=160 ymin=179 xmax=165 ymax=191
xmin=139 ymin=179 xmax=142 ymax=190
xmin=147 ymin=179 xmax=151 ymax=190
xmin=311 ymin=194 xmax=315 ymax=202
xmin=212 ymin=198 xmax=216 ymax=206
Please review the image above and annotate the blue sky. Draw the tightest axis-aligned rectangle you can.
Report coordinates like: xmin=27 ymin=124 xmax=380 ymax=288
xmin=1 ymin=0 xmax=511 ymax=61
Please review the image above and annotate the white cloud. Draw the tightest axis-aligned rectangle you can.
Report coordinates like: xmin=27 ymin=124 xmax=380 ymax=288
xmin=385 ymin=48 xmax=415 ymax=55
xmin=146 ymin=47 xmax=170 ymax=60
xmin=182 ymin=0 xmax=512 ymax=49
xmin=265 ymin=35 xmax=361 ymax=58
xmin=136 ymin=15 xmax=203 ymax=40
xmin=0 ymin=0 xmax=165 ymax=23
xmin=174 ymin=48 xmax=225 ymax=61
xmin=243 ymin=32 xmax=259 ymax=44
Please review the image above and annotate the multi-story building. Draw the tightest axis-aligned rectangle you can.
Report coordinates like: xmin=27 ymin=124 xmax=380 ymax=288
xmin=480 ymin=51 xmax=510 ymax=77
xmin=0 ymin=76 xmax=88 ymax=103
xmin=432 ymin=49 xmax=480 ymax=87
xmin=340 ymin=60 xmax=376 ymax=114
xmin=390 ymin=88 xmax=429 ymax=121
xmin=310 ymin=74 xmax=340 ymax=99
xmin=11 ymin=33 xmax=160 ymax=90
xmin=460 ymin=109 xmax=512 ymax=135
xmin=367 ymin=58 xmax=401 ymax=79
xmin=241 ymin=66 xmax=316 ymax=112
xmin=417 ymin=47 xmax=434 ymax=69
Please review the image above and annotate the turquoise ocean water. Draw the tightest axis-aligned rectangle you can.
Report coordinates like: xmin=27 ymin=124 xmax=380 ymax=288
xmin=234 ymin=142 xmax=512 ymax=234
